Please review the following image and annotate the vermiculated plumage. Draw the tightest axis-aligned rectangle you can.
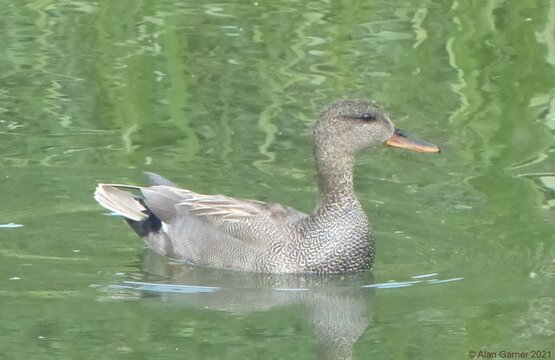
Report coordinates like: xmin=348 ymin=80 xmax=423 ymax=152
xmin=94 ymin=99 xmax=440 ymax=273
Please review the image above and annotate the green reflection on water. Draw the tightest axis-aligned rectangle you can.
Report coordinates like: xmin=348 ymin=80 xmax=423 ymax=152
xmin=0 ymin=0 xmax=554 ymax=359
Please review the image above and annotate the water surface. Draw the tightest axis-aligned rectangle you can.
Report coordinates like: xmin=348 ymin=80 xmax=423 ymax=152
xmin=1 ymin=0 xmax=554 ymax=359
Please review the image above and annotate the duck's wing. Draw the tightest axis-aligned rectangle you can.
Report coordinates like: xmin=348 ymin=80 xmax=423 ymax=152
xmin=95 ymin=184 xmax=306 ymax=248
xmin=144 ymin=171 xmax=176 ymax=186
xmin=141 ymin=171 xmax=307 ymax=228
xmin=160 ymin=186 xmax=307 ymax=246
xmin=173 ymin=190 xmax=303 ymax=223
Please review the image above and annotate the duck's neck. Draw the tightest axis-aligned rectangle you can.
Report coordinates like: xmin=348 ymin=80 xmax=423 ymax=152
xmin=314 ymin=147 xmax=357 ymax=204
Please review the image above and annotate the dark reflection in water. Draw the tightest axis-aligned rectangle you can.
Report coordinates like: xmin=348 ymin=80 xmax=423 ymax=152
xmin=114 ymin=252 xmax=375 ymax=360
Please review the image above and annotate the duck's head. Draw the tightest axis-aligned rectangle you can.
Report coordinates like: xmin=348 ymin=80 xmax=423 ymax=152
xmin=313 ymin=99 xmax=440 ymax=156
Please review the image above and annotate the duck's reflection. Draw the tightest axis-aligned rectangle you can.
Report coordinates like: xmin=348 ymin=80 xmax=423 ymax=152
xmin=119 ymin=252 xmax=375 ymax=360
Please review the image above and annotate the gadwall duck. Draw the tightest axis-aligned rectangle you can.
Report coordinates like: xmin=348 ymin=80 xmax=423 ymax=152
xmin=95 ymin=99 xmax=440 ymax=273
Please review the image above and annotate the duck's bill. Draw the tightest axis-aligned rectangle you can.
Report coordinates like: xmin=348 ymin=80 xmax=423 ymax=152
xmin=385 ymin=128 xmax=441 ymax=153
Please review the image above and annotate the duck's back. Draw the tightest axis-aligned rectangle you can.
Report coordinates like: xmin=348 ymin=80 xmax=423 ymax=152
xmin=95 ymin=181 xmax=312 ymax=272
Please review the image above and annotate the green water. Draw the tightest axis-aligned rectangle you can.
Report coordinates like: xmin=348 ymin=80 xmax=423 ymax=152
xmin=1 ymin=0 xmax=554 ymax=359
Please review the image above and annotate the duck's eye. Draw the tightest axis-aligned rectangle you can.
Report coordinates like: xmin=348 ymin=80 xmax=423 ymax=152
xmin=360 ymin=113 xmax=376 ymax=121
